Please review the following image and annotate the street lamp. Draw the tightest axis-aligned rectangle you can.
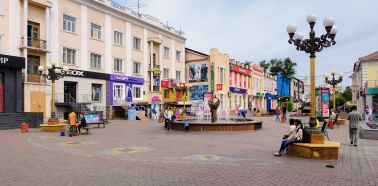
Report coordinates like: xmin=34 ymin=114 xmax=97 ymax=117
xmin=324 ymin=70 xmax=343 ymax=110
xmin=287 ymin=13 xmax=338 ymax=116
xmin=38 ymin=62 xmax=68 ymax=125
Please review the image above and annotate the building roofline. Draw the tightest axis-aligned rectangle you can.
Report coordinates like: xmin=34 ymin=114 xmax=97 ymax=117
xmin=359 ymin=51 xmax=378 ymax=62
xmin=185 ymin=48 xmax=210 ymax=57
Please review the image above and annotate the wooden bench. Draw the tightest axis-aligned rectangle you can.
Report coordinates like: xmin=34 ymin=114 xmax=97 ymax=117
xmin=88 ymin=122 xmax=106 ymax=128
xmin=288 ymin=141 xmax=340 ymax=160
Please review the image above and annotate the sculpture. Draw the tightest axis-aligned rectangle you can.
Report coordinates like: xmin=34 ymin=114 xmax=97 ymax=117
xmin=208 ymin=96 xmax=220 ymax=123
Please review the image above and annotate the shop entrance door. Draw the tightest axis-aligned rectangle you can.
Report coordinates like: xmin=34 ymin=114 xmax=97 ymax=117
xmin=64 ymin=81 xmax=77 ymax=102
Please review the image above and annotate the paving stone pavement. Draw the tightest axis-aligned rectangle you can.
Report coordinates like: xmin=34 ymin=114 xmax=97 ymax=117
xmin=0 ymin=115 xmax=378 ymax=186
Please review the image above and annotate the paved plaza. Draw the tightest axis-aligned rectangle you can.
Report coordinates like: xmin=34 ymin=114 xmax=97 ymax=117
xmin=1 ymin=116 xmax=378 ymax=186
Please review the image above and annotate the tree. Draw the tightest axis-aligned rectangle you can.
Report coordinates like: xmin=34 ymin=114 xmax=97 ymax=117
xmin=342 ymin=86 xmax=352 ymax=101
xmin=259 ymin=60 xmax=270 ymax=74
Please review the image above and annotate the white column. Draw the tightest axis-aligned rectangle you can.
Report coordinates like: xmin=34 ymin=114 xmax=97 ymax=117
xmin=171 ymin=39 xmax=175 ymax=79
xmin=143 ymin=29 xmax=148 ymax=80
xmin=80 ymin=4 xmax=88 ymax=70
xmin=45 ymin=7 xmax=50 ymax=64
xmin=23 ymin=0 xmax=28 ymax=82
xmin=150 ymin=41 xmax=153 ymax=91
xmin=105 ymin=14 xmax=112 ymax=73
xmin=126 ymin=22 xmax=132 ymax=75
xmin=158 ymin=34 xmax=163 ymax=73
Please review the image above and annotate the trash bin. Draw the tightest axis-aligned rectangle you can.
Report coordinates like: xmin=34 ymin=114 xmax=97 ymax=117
xmin=128 ymin=108 xmax=136 ymax=121
xmin=60 ymin=131 xmax=65 ymax=136
xmin=20 ymin=123 xmax=29 ymax=133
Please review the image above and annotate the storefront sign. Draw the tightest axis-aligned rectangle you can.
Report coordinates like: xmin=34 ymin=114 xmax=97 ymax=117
xmin=231 ymin=65 xmax=252 ymax=76
xmin=60 ymin=68 xmax=108 ymax=80
xmin=152 ymin=96 xmax=160 ymax=102
xmin=253 ymin=64 xmax=264 ymax=73
xmin=229 ymin=87 xmax=247 ymax=94
xmin=0 ymin=54 xmax=25 ymax=69
xmin=190 ymin=85 xmax=209 ymax=100
xmin=110 ymin=74 xmax=144 ymax=84
xmin=216 ymin=84 xmax=222 ymax=90
xmin=169 ymin=79 xmax=177 ymax=88
xmin=161 ymin=80 xmax=169 ymax=88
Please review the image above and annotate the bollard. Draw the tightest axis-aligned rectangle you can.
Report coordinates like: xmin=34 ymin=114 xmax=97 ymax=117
xmin=20 ymin=123 xmax=29 ymax=133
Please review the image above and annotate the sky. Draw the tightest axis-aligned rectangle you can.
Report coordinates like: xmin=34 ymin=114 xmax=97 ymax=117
xmin=116 ymin=0 xmax=378 ymax=87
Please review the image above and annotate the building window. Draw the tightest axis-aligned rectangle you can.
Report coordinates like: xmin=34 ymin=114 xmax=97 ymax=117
xmin=114 ymin=58 xmax=123 ymax=72
xmin=113 ymin=84 xmax=124 ymax=100
xmin=164 ymin=89 xmax=169 ymax=99
xmin=63 ymin=14 xmax=76 ymax=33
xmin=92 ymin=84 xmax=102 ymax=102
xmin=218 ymin=67 xmax=225 ymax=84
xmin=90 ymin=53 xmax=101 ymax=69
xmin=176 ymin=50 xmax=181 ymax=61
xmin=133 ymin=86 xmax=141 ymax=99
xmin=176 ymin=71 xmax=181 ymax=82
xmin=163 ymin=68 xmax=169 ymax=79
xmin=133 ymin=62 xmax=141 ymax=75
xmin=133 ymin=37 xmax=141 ymax=50
xmin=63 ymin=47 xmax=76 ymax=65
xmin=164 ymin=47 xmax=170 ymax=58
xmin=114 ymin=31 xmax=123 ymax=46
xmin=90 ymin=23 xmax=102 ymax=40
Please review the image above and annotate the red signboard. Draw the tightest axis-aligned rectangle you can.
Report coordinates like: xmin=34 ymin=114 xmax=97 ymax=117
xmin=232 ymin=65 xmax=252 ymax=76
xmin=161 ymin=80 xmax=169 ymax=87
xmin=216 ymin=84 xmax=222 ymax=90
xmin=253 ymin=64 xmax=264 ymax=73
xmin=169 ymin=79 xmax=177 ymax=87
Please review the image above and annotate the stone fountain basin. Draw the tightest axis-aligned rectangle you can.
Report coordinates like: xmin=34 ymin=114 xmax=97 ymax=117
xmin=172 ymin=118 xmax=262 ymax=131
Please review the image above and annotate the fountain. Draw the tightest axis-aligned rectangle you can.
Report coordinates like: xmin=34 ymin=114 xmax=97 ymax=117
xmin=172 ymin=96 xmax=263 ymax=131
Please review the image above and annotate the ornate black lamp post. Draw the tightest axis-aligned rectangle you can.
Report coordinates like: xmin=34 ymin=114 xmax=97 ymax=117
xmin=324 ymin=70 xmax=343 ymax=110
xmin=287 ymin=14 xmax=338 ymax=116
xmin=38 ymin=62 xmax=68 ymax=125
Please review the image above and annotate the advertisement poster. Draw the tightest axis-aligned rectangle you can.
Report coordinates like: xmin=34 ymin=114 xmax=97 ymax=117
xmin=203 ymin=93 xmax=213 ymax=114
xmin=315 ymin=89 xmax=321 ymax=117
xmin=189 ymin=64 xmax=208 ymax=82
xmin=85 ymin=114 xmax=101 ymax=123
xmin=321 ymin=89 xmax=330 ymax=118
xmin=189 ymin=85 xmax=209 ymax=100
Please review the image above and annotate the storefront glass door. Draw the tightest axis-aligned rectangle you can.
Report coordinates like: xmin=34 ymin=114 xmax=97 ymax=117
xmin=64 ymin=81 xmax=77 ymax=102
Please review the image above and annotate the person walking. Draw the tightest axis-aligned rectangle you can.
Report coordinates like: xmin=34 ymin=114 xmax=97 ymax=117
xmin=163 ymin=107 xmax=169 ymax=129
xmin=275 ymin=106 xmax=281 ymax=122
xmin=347 ymin=106 xmax=362 ymax=146
xmin=68 ymin=111 xmax=77 ymax=137
xmin=281 ymin=105 xmax=287 ymax=119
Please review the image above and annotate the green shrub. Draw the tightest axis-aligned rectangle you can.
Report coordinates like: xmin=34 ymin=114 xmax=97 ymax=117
xmin=286 ymin=101 xmax=294 ymax=112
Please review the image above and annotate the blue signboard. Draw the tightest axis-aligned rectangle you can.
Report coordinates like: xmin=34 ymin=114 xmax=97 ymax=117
xmin=229 ymin=87 xmax=247 ymax=94
xmin=277 ymin=73 xmax=290 ymax=97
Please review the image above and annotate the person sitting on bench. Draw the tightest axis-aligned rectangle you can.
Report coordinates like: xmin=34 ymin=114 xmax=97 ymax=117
xmin=274 ymin=119 xmax=303 ymax=156
xmin=78 ymin=113 xmax=87 ymax=133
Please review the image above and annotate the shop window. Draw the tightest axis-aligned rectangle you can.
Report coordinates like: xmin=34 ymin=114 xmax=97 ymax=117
xmin=133 ymin=37 xmax=141 ymax=50
xmin=113 ymin=84 xmax=124 ymax=100
xmin=63 ymin=14 xmax=76 ymax=33
xmin=114 ymin=31 xmax=123 ymax=46
xmin=164 ymin=47 xmax=170 ymax=58
xmin=91 ymin=84 xmax=102 ymax=102
xmin=63 ymin=47 xmax=76 ymax=65
xmin=90 ymin=53 xmax=101 ymax=69
xmin=114 ymin=58 xmax=123 ymax=72
xmin=164 ymin=89 xmax=169 ymax=99
xmin=90 ymin=22 xmax=102 ymax=40
xmin=27 ymin=55 xmax=41 ymax=83
xmin=133 ymin=86 xmax=141 ymax=99
xmin=133 ymin=62 xmax=141 ymax=75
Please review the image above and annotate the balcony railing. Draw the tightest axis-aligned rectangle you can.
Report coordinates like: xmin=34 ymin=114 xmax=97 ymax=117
xmin=27 ymin=74 xmax=46 ymax=83
xmin=21 ymin=37 xmax=47 ymax=50
xmin=365 ymin=80 xmax=378 ymax=88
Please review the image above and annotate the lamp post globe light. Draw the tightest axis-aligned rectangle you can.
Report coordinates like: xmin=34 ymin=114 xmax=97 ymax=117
xmin=287 ymin=13 xmax=337 ymax=116
xmin=324 ymin=70 xmax=343 ymax=110
xmin=38 ymin=62 xmax=68 ymax=130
